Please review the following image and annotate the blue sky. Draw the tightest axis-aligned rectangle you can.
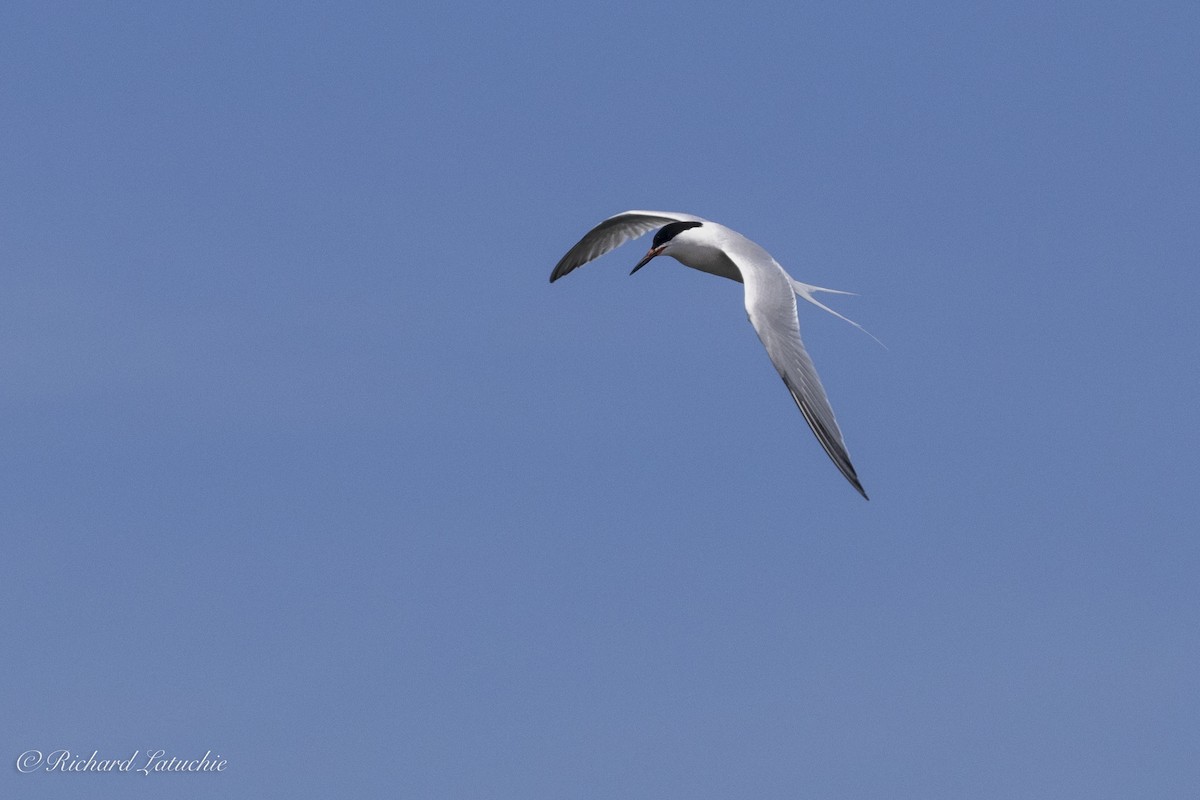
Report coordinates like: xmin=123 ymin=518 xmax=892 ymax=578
xmin=3 ymin=1 xmax=1198 ymax=798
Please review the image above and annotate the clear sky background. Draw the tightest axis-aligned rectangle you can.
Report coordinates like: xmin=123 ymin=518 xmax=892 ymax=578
xmin=3 ymin=2 xmax=1198 ymax=798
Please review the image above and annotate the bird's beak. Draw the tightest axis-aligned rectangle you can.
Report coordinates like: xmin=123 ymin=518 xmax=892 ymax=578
xmin=630 ymin=246 xmax=664 ymax=275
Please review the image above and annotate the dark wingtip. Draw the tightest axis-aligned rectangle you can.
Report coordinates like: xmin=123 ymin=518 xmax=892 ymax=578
xmin=842 ymin=468 xmax=869 ymax=500
xmin=549 ymin=261 xmax=572 ymax=283
xmin=785 ymin=378 xmax=869 ymax=501
xmin=844 ymin=466 xmax=869 ymax=500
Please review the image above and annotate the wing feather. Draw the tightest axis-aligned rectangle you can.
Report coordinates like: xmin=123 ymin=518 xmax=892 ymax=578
xmin=728 ymin=243 xmax=868 ymax=499
xmin=549 ymin=211 xmax=703 ymax=282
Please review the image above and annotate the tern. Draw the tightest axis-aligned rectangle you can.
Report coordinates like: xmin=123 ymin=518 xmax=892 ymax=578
xmin=550 ymin=210 xmax=871 ymax=499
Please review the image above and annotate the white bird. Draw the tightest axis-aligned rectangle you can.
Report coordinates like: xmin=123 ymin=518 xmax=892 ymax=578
xmin=550 ymin=210 xmax=870 ymax=499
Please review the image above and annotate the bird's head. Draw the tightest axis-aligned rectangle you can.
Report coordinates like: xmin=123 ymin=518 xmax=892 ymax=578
xmin=630 ymin=220 xmax=704 ymax=275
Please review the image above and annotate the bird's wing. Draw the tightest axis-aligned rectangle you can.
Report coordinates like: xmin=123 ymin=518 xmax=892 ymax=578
xmin=724 ymin=239 xmax=868 ymax=499
xmin=550 ymin=211 xmax=704 ymax=282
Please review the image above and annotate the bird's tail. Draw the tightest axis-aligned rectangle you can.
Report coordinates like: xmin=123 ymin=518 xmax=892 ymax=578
xmin=790 ymin=280 xmax=886 ymax=349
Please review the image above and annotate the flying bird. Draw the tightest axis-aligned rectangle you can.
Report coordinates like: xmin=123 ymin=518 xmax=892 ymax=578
xmin=550 ymin=211 xmax=871 ymax=499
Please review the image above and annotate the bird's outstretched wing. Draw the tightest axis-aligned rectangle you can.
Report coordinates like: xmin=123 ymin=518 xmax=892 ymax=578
xmin=724 ymin=239 xmax=868 ymax=499
xmin=549 ymin=211 xmax=704 ymax=282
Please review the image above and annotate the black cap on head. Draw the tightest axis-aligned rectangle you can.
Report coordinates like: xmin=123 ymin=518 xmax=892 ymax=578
xmin=651 ymin=220 xmax=703 ymax=249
